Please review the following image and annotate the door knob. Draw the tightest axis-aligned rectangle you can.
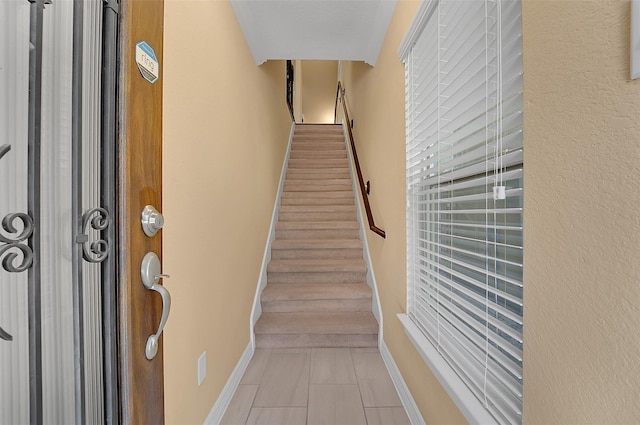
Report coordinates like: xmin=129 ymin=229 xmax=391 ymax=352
xmin=140 ymin=252 xmax=171 ymax=360
xmin=141 ymin=205 xmax=164 ymax=237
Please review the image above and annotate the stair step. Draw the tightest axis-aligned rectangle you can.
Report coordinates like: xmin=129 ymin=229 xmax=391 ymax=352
xmin=256 ymin=333 xmax=377 ymax=349
xmin=281 ymin=190 xmax=353 ymax=199
xmin=278 ymin=212 xmax=357 ymax=222
xmin=283 ymin=179 xmax=353 ymax=192
xmin=272 ymin=238 xmax=362 ymax=258
xmin=275 ymin=221 xmax=360 ymax=239
xmin=279 ymin=205 xmax=356 ymax=213
xmin=293 ymin=134 xmax=344 ymax=140
xmin=278 ymin=205 xmax=356 ymax=222
xmin=255 ymin=312 xmax=378 ymax=348
xmin=271 ymin=242 xmax=362 ymax=259
xmin=288 ymin=158 xmax=349 ymax=169
xmin=291 ymin=142 xmax=345 ymax=151
xmin=289 ymin=150 xmax=346 ymax=160
xmin=262 ymin=283 xmax=371 ymax=301
xmin=286 ymin=170 xmax=351 ymax=180
xmin=268 ymin=259 xmax=366 ymax=273
xmin=295 ymin=124 xmax=342 ymax=132
xmin=267 ymin=259 xmax=366 ymax=284
xmin=261 ymin=283 xmax=372 ymax=312
xmin=280 ymin=197 xmax=354 ymax=206
xmin=280 ymin=190 xmax=354 ymax=206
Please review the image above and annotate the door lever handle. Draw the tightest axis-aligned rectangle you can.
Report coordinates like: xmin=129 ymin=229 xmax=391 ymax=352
xmin=141 ymin=252 xmax=171 ymax=360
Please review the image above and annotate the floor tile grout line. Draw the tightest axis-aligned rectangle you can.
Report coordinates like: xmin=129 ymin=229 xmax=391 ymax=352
xmin=350 ymin=348 xmax=370 ymax=424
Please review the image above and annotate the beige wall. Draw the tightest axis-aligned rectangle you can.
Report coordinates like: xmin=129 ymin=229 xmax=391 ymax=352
xmin=162 ymin=1 xmax=292 ymax=423
xmin=301 ymin=60 xmax=339 ymax=123
xmin=340 ymin=1 xmax=467 ymax=423
xmin=522 ymin=0 xmax=640 ymax=422
xmin=342 ymin=0 xmax=640 ymax=424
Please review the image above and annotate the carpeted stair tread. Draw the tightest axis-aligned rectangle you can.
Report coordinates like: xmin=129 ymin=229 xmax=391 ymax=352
xmin=261 ymin=283 xmax=371 ymax=301
xmin=276 ymin=221 xmax=359 ymax=230
xmin=272 ymin=239 xmax=362 ymax=249
xmin=255 ymin=312 xmax=378 ymax=335
xmin=291 ymin=142 xmax=346 ymax=150
xmin=288 ymin=158 xmax=349 ymax=168
xmin=271 ymin=239 xmax=363 ymax=260
xmin=286 ymin=170 xmax=351 ymax=180
xmin=280 ymin=197 xmax=355 ymax=206
xmin=279 ymin=205 xmax=356 ymax=213
xmin=267 ymin=259 xmax=366 ymax=273
xmin=284 ymin=178 xmax=352 ymax=185
xmin=290 ymin=150 xmax=346 ymax=159
xmin=281 ymin=190 xmax=353 ymax=199
xmin=255 ymin=333 xmax=377 ymax=348
xmin=283 ymin=180 xmax=353 ymax=192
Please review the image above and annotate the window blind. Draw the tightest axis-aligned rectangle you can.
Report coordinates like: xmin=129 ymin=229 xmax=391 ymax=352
xmin=405 ymin=1 xmax=523 ymax=424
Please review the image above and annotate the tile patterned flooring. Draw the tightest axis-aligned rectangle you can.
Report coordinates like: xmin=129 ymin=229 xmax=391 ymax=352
xmin=220 ymin=348 xmax=411 ymax=425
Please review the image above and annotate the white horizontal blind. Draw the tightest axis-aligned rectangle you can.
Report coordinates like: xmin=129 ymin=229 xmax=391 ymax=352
xmin=405 ymin=1 xmax=523 ymax=423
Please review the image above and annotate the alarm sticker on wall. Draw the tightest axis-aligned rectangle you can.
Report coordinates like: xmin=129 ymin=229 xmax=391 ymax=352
xmin=135 ymin=41 xmax=159 ymax=84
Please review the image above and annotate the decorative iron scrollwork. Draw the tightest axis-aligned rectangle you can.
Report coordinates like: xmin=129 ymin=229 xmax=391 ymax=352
xmin=77 ymin=207 xmax=111 ymax=263
xmin=0 ymin=326 xmax=12 ymax=342
xmin=0 ymin=213 xmax=35 ymax=273
xmin=0 ymin=144 xmax=10 ymax=161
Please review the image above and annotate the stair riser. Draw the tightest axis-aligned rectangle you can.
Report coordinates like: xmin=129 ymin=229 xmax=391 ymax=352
xmin=280 ymin=197 xmax=354 ymax=206
xmin=286 ymin=172 xmax=351 ymax=180
xmin=281 ymin=190 xmax=352 ymax=198
xmin=275 ymin=228 xmax=360 ymax=239
xmin=268 ymin=271 xmax=366 ymax=284
xmin=290 ymin=151 xmax=346 ymax=159
xmin=279 ymin=205 xmax=356 ymax=213
xmin=291 ymin=143 xmax=345 ymax=151
xmin=283 ymin=184 xmax=353 ymax=192
xmin=262 ymin=298 xmax=372 ymax=313
xmin=271 ymin=248 xmax=362 ymax=260
xmin=295 ymin=130 xmax=343 ymax=135
xmin=284 ymin=178 xmax=351 ymax=185
xmin=255 ymin=333 xmax=377 ymax=349
xmin=291 ymin=141 xmax=346 ymax=149
xmin=296 ymin=127 xmax=342 ymax=132
xmin=288 ymin=159 xmax=349 ymax=168
xmin=278 ymin=212 xmax=357 ymax=222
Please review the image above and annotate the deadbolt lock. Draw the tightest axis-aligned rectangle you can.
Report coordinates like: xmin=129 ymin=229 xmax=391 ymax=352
xmin=141 ymin=205 xmax=164 ymax=237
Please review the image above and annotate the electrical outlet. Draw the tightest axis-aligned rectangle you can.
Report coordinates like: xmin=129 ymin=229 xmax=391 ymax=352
xmin=197 ymin=351 xmax=206 ymax=386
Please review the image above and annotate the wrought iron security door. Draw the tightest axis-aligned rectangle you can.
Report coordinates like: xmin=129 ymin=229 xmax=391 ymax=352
xmin=0 ymin=0 xmax=119 ymax=423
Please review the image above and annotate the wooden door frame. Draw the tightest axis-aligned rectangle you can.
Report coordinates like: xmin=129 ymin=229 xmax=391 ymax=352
xmin=116 ymin=0 xmax=165 ymax=423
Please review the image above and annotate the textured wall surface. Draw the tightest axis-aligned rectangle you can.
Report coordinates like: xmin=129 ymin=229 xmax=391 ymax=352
xmin=162 ymin=1 xmax=291 ymax=422
xmin=522 ymin=0 xmax=640 ymax=422
xmin=301 ymin=60 xmax=338 ymax=123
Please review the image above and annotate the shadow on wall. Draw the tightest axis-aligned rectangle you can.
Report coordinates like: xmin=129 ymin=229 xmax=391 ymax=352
xmin=296 ymin=60 xmax=339 ymax=123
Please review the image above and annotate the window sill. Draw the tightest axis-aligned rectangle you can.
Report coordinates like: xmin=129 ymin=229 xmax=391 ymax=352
xmin=397 ymin=313 xmax=498 ymax=425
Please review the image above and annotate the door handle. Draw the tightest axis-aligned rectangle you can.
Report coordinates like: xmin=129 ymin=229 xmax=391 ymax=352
xmin=140 ymin=252 xmax=171 ymax=360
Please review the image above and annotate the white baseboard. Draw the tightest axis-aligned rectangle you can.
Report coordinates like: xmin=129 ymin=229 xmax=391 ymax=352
xmin=380 ymin=340 xmax=426 ymax=425
xmin=249 ymin=122 xmax=296 ymax=346
xmin=340 ymin=122 xmax=384 ymax=343
xmin=203 ymin=342 xmax=254 ymax=425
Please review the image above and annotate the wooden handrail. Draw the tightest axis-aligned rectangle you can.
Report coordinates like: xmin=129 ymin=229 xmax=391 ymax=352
xmin=335 ymin=82 xmax=386 ymax=239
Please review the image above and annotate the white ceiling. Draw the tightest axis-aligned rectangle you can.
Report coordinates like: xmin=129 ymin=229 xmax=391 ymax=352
xmin=230 ymin=0 xmax=398 ymax=65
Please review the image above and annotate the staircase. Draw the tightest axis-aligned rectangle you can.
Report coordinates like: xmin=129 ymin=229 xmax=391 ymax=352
xmin=254 ymin=124 xmax=378 ymax=348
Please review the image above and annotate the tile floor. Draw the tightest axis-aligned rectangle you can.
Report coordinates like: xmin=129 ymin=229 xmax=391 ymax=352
xmin=220 ymin=348 xmax=412 ymax=425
